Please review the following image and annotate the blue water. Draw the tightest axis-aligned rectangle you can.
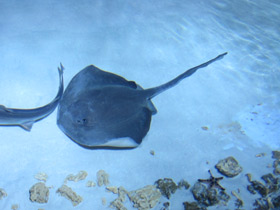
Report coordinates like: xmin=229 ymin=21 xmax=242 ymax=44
xmin=0 ymin=0 xmax=279 ymax=209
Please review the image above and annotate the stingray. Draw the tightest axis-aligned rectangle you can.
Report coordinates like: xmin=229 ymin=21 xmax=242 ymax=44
xmin=57 ymin=52 xmax=227 ymax=149
xmin=0 ymin=64 xmax=64 ymax=131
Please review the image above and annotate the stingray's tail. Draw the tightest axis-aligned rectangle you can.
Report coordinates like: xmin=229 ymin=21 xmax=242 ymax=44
xmin=143 ymin=52 xmax=227 ymax=99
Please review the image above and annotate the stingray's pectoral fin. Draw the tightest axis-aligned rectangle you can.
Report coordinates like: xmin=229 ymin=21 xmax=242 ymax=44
xmin=0 ymin=105 xmax=13 ymax=113
xmin=98 ymin=137 xmax=140 ymax=148
xmin=19 ymin=121 xmax=34 ymax=131
xmin=146 ymin=100 xmax=157 ymax=115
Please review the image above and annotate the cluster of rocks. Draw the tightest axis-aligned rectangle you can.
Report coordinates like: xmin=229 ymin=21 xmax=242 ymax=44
xmin=29 ymin=170 xmax=164 ymax=210
xmin=0 ymin=169 xmax=164 ymax=210
xmin=246 ymin=151 xmax=280 ymax=209
xmin=1 ymin=151 xmax=279 ymax=209
xmin=152 ymin=156 xmax=243 ymax=210
xmin=128 ymin=185 xmax=161 ymax=210
xmin=109 ymin=152 xmax=279 ymax=210
xmin=30 ymin=156 xmax=246 ymax=210
xmin=247 ymin=173 xmax=280 ymax=209
xmin=155 ymin=178 xmax=190 ymax=199
xmin=272 ymin=151 xmax=280 ymax=175
xmin=29 ymin=170 xmax=90 ymax=207
xmin=182 ymin=156 xmax=243 ymax=210
xmin=28 ymin=170 xmax=114 ymax=207
xmin=159 ymin=151 xmax=279 ymax=210
xmin=191 ymin=181 xmax=230 ymax=207
xmin=105 ymin=184 xmax=162 ymax=210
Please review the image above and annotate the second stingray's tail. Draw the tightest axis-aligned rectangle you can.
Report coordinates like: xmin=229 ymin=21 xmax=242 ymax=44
xmin=143 ymin=52 xmax=227 ymax=99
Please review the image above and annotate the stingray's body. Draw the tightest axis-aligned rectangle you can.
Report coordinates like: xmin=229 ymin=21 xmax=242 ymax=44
xmin=57 ymin=53 xmax=227 ymax=148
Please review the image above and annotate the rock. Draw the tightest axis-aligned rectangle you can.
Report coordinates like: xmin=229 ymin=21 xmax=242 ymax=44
xmin=118 ymin=186 xmax=127 ymax=202
xmin=273 ymin=159 xmax=280 ymax=168
xmin=234 ymin=198 xmax=244 ymax=209
xmin=56 ymin=184 xmax=83 ymax=206
xmin=110 ymin=197 xmax=127 ymax=210
xmin=64 ymin=170 xmax=87 ymax=183
xmin=128 ymin=185 xmax=161 ymax=210
xmin=109 ymin=186 xmax=128 ymax=210
xmin=201 ymin=126 xmax=209 ymax=131
xmin=191 ymin=182 xmax=230 ymax=207
xmin=86 ymin=180 xmax=96 ymax=187
xmin=154 ymin=178 xmax=177 ymax=199
xmin=272 ymin=151 xmax=280 ymax=159
xmin=191 ymin=182 xmax=218 ymax=206
xmin=97 ymin=170 xmax=109 ymax=186
xmin=247 ymin=181 xmax=268 ymax=197
xmin=253 ymin=190 xmax=280 ymax=210
xmin=261 ymin=173 xmax=279 ymax=194
xmin=253 ymin=197 xmax=269 ymax=210
xmin=247 ymin=185 xmax=257 ymax=195
xmin=29 ymin=182 xmax=49 ymax=203
xmin=0 ymin=188 xmax=7 ymax=200
xmin=34 ymin=172 xmax=48 ymax=182
xmin=106 ymin=186 xmax=118 ymax=194
xmin=273 ymin=159 xmax=280 ymax=176
xmin=161 ymin=202 xmax=170 ymax=210
xmin=231 ymin=191 xmax=244 ymax=209
xmin=178 ymin=179 xmax=190 ymax=190
xmin=11 ymin=204 xmax=19 ymax=210
xmin=270 ymin=190 xmax=280 ymax=208
xmin=247 ymin=172 xmax=280 ymax=209
xmin=183 ymin=201 xmax=205 ymax=210
xmin=215 ymin=156 xmax=242 ymax=177
xmin=246 ymin=173 xmax=252 ymax=182
xmin=102 ymin=197 xmax=106 ymax=205
xmin=274 ymin=167 xmax=280 ymax=176
xmin=247 ymin=173 xmax=279 ymax=197
xmin=255 ymin=153 xmax=266 ymax=157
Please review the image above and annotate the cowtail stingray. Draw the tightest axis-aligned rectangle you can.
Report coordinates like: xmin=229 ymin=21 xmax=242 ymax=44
xmin=57 ymin=53 xmax=227 ymax=149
